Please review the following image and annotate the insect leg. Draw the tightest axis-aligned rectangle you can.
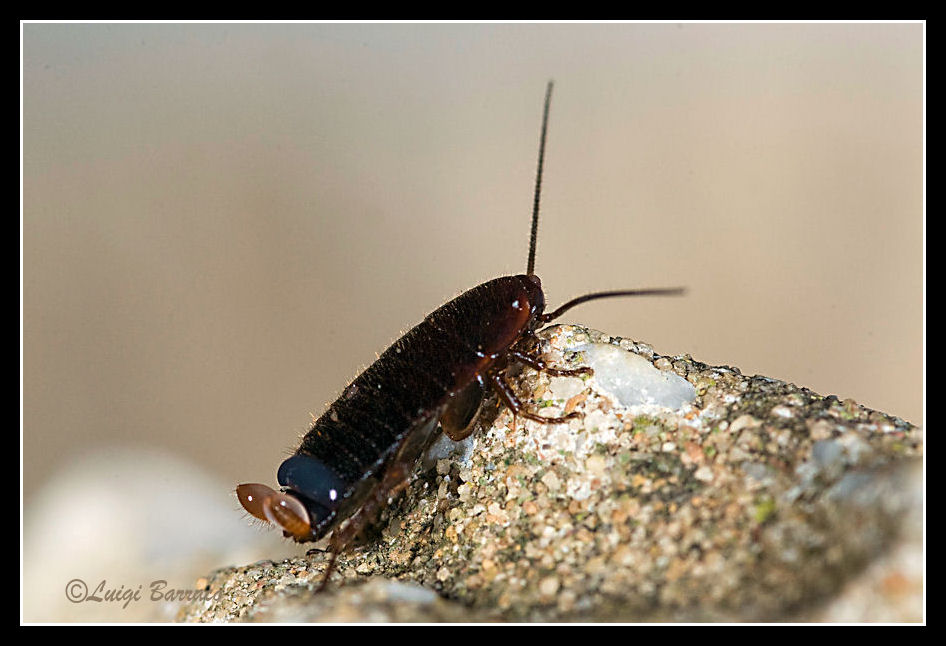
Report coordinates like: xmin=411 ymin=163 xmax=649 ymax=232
xmin=511 ymin=330 xmax=592 ymax=377
xmin=507 ymin=348 xmax=592 ymax=378
xmin=487 ymin=371 xmax=581 ymax=425
xmin=317 ymin=452 xmax=420 ymax=591
xmin=440 ymin=379 xmax=487 ymax=441
xmin=315 ymin=412 xmax=443 ymax=591
xmin=316 ymin=546 xmax=341 ymax=593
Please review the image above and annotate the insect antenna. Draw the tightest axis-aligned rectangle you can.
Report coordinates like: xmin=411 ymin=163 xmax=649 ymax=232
xmin=524 ymin=81 xmax=685 ymax=321
xmin=526 ymin=80 xmax=554 ymax=277
xmin=540 ymin=287 xmax=686 ymax=324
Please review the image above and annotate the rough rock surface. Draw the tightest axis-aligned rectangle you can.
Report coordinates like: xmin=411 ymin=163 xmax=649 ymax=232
xmin=178 ymin=325 xmax=923 ymax=623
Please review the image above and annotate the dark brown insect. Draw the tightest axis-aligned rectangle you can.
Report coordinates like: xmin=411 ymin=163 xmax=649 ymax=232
xmin=237 ymin=81 xmax=683 ymax=589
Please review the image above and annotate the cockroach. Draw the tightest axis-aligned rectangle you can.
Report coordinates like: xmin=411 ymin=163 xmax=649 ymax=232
xmin=237 ymin=81 xmax=684 ymax=589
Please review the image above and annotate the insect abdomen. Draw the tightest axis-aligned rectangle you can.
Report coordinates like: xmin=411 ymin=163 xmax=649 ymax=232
xmin=297 ymin=275 xmax=537 ymax=485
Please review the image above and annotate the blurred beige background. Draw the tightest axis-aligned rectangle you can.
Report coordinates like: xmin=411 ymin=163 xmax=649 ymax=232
xmin=23 ymin=23 xmax=922 ymax=619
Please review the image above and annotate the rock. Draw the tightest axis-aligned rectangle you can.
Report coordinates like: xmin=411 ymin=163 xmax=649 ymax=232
xmin=177 ymin=325 xmax=923 ymax=622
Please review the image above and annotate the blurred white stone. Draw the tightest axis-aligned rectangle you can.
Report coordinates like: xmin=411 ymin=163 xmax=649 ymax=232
xmin=23 ymin=445 xmax=300 ymax=622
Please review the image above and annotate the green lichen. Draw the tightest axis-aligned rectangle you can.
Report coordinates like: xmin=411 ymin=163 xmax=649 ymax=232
xmin=754 ymin=496 xmax=777 ymax=524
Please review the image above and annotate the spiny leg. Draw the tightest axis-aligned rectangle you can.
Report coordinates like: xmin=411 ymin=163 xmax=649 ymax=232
xmin=487 ymin=371 xmax=581 ymax=425
xmin=511 ymin=329 xmax=594 ymax=378
xmin=507 ymin=348 xmax=592 ymax=378
xmin=316 ymin=413 xmax=441 ymax=591
xmin=316 ymin=462 xmax=414 ymax=592
xmin=316 ymin=546 xmax=341 ymax=593
xmin=440 ymin=379 xmax=487 ymax=442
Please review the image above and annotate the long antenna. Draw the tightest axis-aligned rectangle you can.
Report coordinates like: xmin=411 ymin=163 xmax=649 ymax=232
xmin=525 ymin=81 xmax=686 ymax=316
xmin=540 ymin=288 xmax=686 ymax=323
xmin=526 ymin=80 xmax=553 ymax=276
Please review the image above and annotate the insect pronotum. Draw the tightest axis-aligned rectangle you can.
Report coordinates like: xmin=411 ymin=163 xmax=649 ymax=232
xmin=237 ymin=81 xmax=684 ymax=589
